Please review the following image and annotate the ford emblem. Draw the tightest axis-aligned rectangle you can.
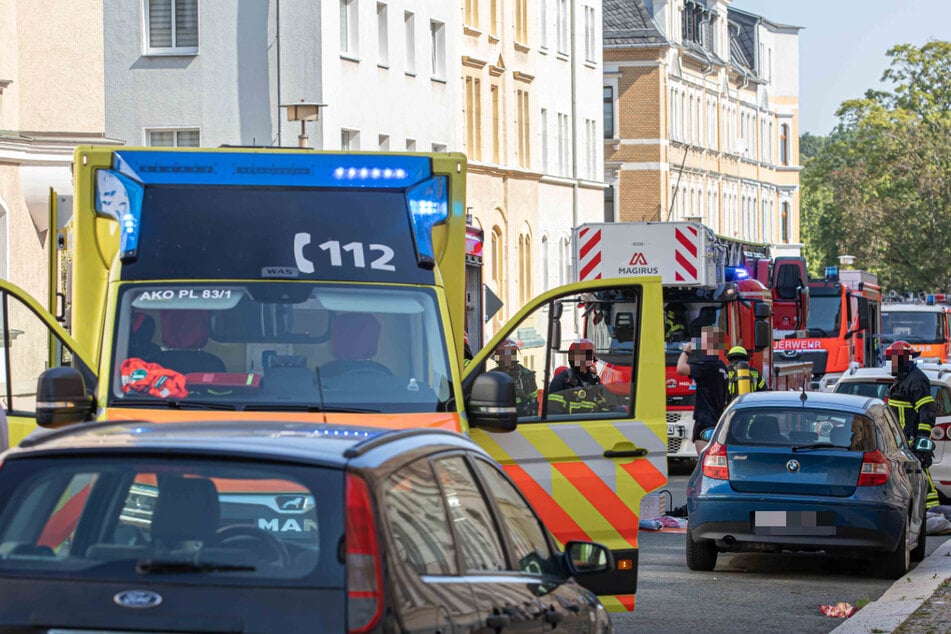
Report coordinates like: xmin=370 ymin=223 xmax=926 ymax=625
xmin=786 ymin=459 xmax=801 ymax=473
xmin=114 ymin=589 xmax=163 ymax=609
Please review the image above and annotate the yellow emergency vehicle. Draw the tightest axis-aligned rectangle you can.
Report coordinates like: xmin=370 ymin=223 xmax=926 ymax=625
xmin=0 ymin=146 xmax=667 ymax=610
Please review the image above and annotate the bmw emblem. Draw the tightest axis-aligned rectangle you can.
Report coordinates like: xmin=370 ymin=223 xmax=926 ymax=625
xmin=786 ymin=459 xmax=801 ymax=473
xmin=114 ymin=590 xmax=163 ymax=609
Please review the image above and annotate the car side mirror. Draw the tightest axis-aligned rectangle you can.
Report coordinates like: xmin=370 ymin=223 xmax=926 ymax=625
xmin=467 ymin=371 xmax=518 ymax=432
xmin=699 ymin=427 xmax=715 ymax=442
xmin=563 ymin=540 xmax=614 ymax=576
xmin=36 ymin=367 xmax=95 ymax=428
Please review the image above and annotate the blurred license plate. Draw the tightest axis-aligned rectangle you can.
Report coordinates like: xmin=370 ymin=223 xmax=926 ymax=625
xmin=667 ymin=424 xmax=685 ymax=438
xmin=753 ymin=511 xmax=836 ymax=536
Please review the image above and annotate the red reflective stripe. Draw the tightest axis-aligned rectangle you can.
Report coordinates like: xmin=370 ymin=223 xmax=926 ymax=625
xmin=618 ymin=595 xmax=636 ymax=611
xmin=675 ymin=227 xmax=698 ymax=257
xmin=38 ymin=483 xmax=92 ymax=549
xmin=503 ymin=465 xmax=592 ymax=544
xmin=553 ymin=462 xmax=639 ymax=548
xmin=579 ymin=228 xmax=601 ymax=260
xmin=675 ymin=249 xmax=698 ymax=281
xmin=620 ymin=459 xmax=667 ymax=494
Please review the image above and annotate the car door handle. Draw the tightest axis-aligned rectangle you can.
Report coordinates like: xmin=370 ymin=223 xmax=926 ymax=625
xmin=486 ymin=613 xmax=509 ymax=629
xmin=544 ymin=609 xmax=563 ymax=625
xmin=603 ymin=442 xmax=648 ymax=458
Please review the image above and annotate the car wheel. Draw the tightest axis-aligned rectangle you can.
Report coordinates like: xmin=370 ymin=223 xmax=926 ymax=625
xmin=911 ymin=504 xmax=927 ymax=563
xmin=878 ymin=514 xmax=910 ymax=579
xmin=685 ymin=528 xmax=718 ymax=571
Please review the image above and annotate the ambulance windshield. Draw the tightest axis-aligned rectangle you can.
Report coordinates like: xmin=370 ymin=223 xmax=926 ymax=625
xmin=110 ymin=282 xmax=453 ymax=413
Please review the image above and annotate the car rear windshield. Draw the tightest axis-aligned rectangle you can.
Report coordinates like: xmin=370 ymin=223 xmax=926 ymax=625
xmin=723 ymin=408 xmax=877 ymax=451
xmin=0 ymin=455 xmax=344 ymax=586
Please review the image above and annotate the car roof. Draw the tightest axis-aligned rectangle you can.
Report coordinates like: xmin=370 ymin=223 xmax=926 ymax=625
xmin=729 ymin=390 xmax=878 ymax=414
xmin=5 ymin=420 xmax=482 ymax=468
xmin=835 ymin=364 xmax=951 ymax=386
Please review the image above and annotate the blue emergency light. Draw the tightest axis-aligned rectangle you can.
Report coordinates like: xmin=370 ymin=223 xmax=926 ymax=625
xmin=724 ymin=266 xmax=749 ymax=281
xmin=95 ymin=169 xmax=145 ymax=262
xmin=825 ymin=266 xmax=839 ymax=281
xmin=406 ymin=176 xmax=449 ymax=267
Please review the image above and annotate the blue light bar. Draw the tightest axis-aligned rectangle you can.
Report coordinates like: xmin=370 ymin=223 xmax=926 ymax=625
xmin=112 ymin=150 xmax=432 ymax=189
xmin=724 ymin=266 xmax=749 ymax=281
xmin=825 ymin=266 xmax=839 ymax=281
xmin=926 ymin=294 xmax=936 ymax=305
xmin=406 ymin=176 xmax=449 ymax=268
xmin=95 ymin=169 xmax=145 ymax=262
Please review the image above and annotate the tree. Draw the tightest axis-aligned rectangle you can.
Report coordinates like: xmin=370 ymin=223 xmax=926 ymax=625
xmin=800 ymin=41 xmax=951 ymax=292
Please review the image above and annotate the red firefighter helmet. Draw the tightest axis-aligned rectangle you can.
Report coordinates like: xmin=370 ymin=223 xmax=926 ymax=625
xmin=884 ymin=340 xmax=921 ymax=358
xmin=568 ymin=338 xmax=596 ymax=353
xmin=497 ymin=338 xmax=520 ymax=352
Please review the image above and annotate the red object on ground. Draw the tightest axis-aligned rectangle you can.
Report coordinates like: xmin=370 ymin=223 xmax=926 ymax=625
xmin=819 ymin=602 xmax=857 ymax=618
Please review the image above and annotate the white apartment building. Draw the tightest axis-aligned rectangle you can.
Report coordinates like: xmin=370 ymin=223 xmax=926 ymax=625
xmin=103 ymin=0 xmax=460 ymax=151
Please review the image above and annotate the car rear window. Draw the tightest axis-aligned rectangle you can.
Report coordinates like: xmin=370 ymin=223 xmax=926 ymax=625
xmin=834 ymin=381 xmax=890 ymax=399
xmin=0 ymin=455 xmax=344 ymax=586
xmin=724 ymin=408 xmax=877 ymax=451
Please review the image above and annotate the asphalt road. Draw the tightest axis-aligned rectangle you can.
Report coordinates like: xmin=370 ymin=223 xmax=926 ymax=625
xmin=610 ymin=461 xmax=944 ymax=634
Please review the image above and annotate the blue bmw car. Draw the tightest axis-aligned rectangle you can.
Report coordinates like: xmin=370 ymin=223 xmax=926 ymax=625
xmin=685 ymin=391 xmax=929 ymax=579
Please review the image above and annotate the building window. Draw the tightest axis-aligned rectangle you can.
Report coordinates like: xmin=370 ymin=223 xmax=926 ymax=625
xmin=604 ymin=185 xmax=615 ymax=222
xmin=489 ymin=0 xmax=499 ymax=37
xmin=406 ymin=138 xmax=416 ymax=151
xmin=146 ymin=0 xmax=198 ymax=55
xmin=541 ymin=108 xmax=549 ymax=172
xmin=681 ymin=1 xmax=704 ymax=46
xmin=518 ymin=233 xmax=532 ymax=305
xmin=491 ymin=84 xmax=500 ymax=164
xmin=430 ymin=20 xmax=446 ymax=80
xmin=557 ymin=113 xmax=569 ymax=177
xmin=540 ymin=0 xmax=548 ymax=49
xmin=465 ymin=76 xmax=482 ymax=161
xmin=341 ymin=128 xmax=359 ymax=150
xmin=586 ymin=118 xmax=597 ymax=179
xmin=557 ymin=0 xmax=568 ymax=53
xmin=780 ymin=123 xmax=790 ymax=166
xmin=491 ymin=225 xmax=505 ymax=320
xmin=378 ymin=134 xmax=390 ymax=150
xmin=781 ymin=202 xmax=789 ymax=242
xmin=516 ymin=89 xmax=530 ymax=168
xmin=147 ymin=128 xmax=200 ymax=147
xmin=603 ymin=86 xmax=614 ymax=139
xmin=515 ymin=0 xmax=528 ymax=43
xmin=584 ymin=6 xmax=596 ymax=62
xmin=340 ymin=0 xmax=358 ymax=57
xmin=377 ymin=3 xmax=389 ymax=67
xmin=404 ymin=12 xmax=416 ymax=75
xmin=433 ymin=143 xmax=447 ymax=152
xmin=464 ymin=0 xmax=478 ymax=28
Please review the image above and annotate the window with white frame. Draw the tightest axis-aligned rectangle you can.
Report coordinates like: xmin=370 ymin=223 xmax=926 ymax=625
xmin=516 ymin=89 xmax=530 ymax=168
xmin=584 ymin=6 xmax=596 ymax=62
xmin=341 ymin=128 xmax=359 ymax=150
xmin=432 ymin=143 xmax=447 ymax=152
xmin=540 ymin=0 xmax=549 ymax=49
xmin=147 ymin=128 xmax=200 ymax=147
xmin=378 ymin=134 xmax=390 ymax=150
xmin=586 ymin=118 xmax=597 ymax=180
xmin=430 ymin=20 xmax=446 ymax=80
xmin=515 ymin=0 xmax=528 ymax=43
xmin=558 ymin=113 xmax=569 ymax=177
xmin=377 ymin=3 xmax=388 ymax=67
xmin=340 ymin=0 xmax=358 ymax=57
xmin=145 ymin=0 xmax=198 ymax=55
xmin=404 ymin=12 xmax=416 ymax=75
xmin=541 ymin=108 xmax=549 ymax=172
xmin=464 ymin=0 xmax=478 ymax=28
xmin=557 ymin=0 xmax=568 ymax=53
xmin=406 ymin=138 xmax=416 ymax=151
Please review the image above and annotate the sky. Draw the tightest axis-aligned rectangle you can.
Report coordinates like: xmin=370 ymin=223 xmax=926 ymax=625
xmin=729 ymin=0 xmax=951 ymax=136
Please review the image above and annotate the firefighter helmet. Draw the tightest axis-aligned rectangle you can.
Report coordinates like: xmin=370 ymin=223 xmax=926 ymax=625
xmin=884 ymin=340 xmax=921 ymax=358
xmin=727 ymin=345 xmax=749 ymax=361
xmin=568 ymin=338 xmax=596 ymax=353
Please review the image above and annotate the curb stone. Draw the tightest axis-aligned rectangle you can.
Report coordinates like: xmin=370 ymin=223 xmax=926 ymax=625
xmin=830 ymin=536 xmax=951 ymax=634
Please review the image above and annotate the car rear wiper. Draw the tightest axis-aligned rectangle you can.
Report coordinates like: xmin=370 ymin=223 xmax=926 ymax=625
xmin=113 ymin=398 xmax=237 ymax=411
xmin=792 ymin=443 xmax=843 ymax=452
xmin=136 ymin=559 xmax=256 ymax=574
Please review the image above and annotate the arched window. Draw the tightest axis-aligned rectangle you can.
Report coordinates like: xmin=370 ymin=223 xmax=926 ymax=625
xmin=490 ymin=225 xmax=504 ymax=291
xmin=781 ymin=202 xmax=790 ymax=243
xmin=518 ymin=232 xmax=532 ymax=305
xmin=541 ymin=235 xmax=549 ymax=292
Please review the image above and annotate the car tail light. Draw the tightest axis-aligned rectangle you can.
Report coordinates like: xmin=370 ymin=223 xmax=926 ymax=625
xmin=346 ymin=473 xmax=383 ymax=634
xmin=857 ymin=450 xmax=890 ymax=486
xmin=932 ymin=423 xmax=949 ymax=441
xmin=702 ymin=442 xmax=729 ymax=480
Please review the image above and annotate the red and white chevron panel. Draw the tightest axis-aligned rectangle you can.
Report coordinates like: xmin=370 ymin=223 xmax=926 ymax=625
xmin=577 ymin=226 xmax=602 ymax=281
xmin=673 ymin=224 xmax=700 ymax=283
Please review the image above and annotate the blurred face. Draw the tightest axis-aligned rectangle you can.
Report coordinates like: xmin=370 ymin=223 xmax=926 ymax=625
xmin=570 ymin=348 xmax=596 ymax=372
xmin=496 ymin=348 xmax=518 ymax=368
xmin=700 ymin=327 xmax=726 ymax=354
xmin=889 ymin=350 xmax=913 ymax=375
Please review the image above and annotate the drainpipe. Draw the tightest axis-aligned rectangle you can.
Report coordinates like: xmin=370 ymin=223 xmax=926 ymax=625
xmin=570 ymin=0 xmax=579 ymax=229
xmin=276 ymin=0 xmax=282 ymax=147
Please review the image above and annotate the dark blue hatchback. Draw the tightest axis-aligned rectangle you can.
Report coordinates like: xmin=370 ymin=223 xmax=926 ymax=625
xmin=685 ymin=391 xmax=929 ymax=579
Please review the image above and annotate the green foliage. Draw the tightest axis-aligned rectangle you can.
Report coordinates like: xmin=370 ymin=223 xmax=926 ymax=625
xmin=800 ymin=41 xmax=951 ymax=292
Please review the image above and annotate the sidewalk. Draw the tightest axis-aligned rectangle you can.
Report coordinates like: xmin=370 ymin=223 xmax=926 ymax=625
xmin=831 ymin=535 xmax=951 ymax=634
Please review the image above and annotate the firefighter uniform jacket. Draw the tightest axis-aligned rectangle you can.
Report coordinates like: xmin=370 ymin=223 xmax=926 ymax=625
xmin=727 ymin=363 xmax=767 ymax=399
xmin=493 ymin=364 xmax=539 ymax=417
xmin=548 ymin=368 xmax=609 ymax=415
xmin=885 ymin=365 xmax=936 ymax=440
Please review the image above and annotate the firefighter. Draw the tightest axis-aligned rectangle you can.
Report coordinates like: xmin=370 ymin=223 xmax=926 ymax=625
xmin=492 ymin=339 xmax=539 ymax=417
xmin=726 ymin=345 xmax=767 ymax=400
xmin=548 ymin=339 xmax=611 ymax=415
xmin=885 ymin=340 xmax=940 ymax=508
xmin=664 ymin=302 xmax=688 ymax=343
xmin=677 ymin=326 xmax=729 ymax=454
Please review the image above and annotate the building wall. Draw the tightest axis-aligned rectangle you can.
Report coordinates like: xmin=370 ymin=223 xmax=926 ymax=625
xmin=605 ymin=0 xmax=801 ymax=246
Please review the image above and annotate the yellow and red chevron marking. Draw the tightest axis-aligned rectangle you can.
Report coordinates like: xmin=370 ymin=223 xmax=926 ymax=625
xmin=674 ymin=224 xmax=699 ymax=283
xmin=578 ymin=226 xmax=602 ymax=281
xmin=601 ymin=595 xmax=636 ymax=612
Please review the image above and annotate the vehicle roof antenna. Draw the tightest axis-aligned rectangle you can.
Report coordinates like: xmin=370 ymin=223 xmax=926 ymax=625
xmin=799 ymin=381 xmax=808 ymax=403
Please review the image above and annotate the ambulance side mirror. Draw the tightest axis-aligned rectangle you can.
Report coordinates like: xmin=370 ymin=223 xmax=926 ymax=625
xmin=36 ymin=367 xmax=95 ymax=428
xmin=467 ymin=371 xmax=518 ymax=432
